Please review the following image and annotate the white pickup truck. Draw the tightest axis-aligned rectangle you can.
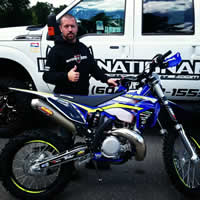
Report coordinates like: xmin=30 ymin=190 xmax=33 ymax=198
xmin=0 ymin=0 xmax=199 ymax=136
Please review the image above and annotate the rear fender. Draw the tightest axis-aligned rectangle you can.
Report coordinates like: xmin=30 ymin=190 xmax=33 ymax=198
xmin=8 ymin=87 xmax=55 ymax=99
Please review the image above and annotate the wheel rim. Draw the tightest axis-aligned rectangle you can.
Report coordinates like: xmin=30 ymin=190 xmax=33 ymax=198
xmin=11 ymin=140 xmax=60 ymax=193
xmin=173 ymin=136 xmax=200 ymax=189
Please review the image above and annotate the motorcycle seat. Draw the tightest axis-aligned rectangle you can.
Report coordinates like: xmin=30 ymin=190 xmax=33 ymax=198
xmin=55 ymin=91 xmax=125 ymax=107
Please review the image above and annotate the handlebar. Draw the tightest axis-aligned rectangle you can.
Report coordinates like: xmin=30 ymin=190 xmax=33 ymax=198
xmin=155 ymin=50 xmax=172 ymax=66
xmin=117 ymin=50 xmax=182 ymax=90
xmin=163 ymin=50 xmax=172 ymax=60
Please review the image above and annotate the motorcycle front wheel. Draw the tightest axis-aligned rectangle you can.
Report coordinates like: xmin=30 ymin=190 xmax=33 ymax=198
xmin=0 ymin=129 xmax=74 ymax=200
xmin=163 ymin=129 xmax=200 ymax=196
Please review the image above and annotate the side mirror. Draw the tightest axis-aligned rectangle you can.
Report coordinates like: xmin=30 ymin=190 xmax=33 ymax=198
xmin=47 ymin=14 xmax=61 ymax=41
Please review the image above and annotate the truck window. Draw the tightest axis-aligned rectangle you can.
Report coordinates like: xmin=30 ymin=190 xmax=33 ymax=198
xmin=142 ymin=0 xmax=194 ymax=35
xmin=67 ymin=0 xmax=125 ymax=36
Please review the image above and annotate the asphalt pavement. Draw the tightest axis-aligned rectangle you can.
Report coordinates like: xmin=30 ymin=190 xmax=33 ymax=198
xmin=0 ymin=128 xmax=198 ymax=200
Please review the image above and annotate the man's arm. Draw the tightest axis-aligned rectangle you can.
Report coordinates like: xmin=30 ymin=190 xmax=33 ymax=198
xmin=88 ymin=49 xmax=117 ymax=87
xmin=43 ymin=49 xmax=68 ymax=85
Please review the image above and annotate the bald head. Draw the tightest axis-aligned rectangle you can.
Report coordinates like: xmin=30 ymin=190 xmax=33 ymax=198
xmin=60 ymin=14 xmax=77 ymax=26
xmin=59 ymin=14 xmax=78 ymax=43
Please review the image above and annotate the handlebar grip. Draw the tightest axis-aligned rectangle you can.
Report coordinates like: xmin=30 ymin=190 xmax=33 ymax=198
xmin=162 ymin=50 xmax=172 ymax=59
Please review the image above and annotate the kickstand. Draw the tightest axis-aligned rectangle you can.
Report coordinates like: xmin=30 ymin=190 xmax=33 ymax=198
xmin=92 ymin=160 xmax=103 ymax=183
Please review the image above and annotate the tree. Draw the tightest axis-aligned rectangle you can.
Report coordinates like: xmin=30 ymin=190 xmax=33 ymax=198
xmin=54 ymin=5 xmax=66 ymax=15
xmin=0 ymin=0 xmax=32 ymax=27
xmin=0 ymin=1 xmax=68 ymax=28
xmin=31 ymin=2 xmax=53 ymax=25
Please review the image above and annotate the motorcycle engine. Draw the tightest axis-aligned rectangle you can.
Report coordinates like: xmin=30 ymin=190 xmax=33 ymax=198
xmin=101 ymin=135 xmax=132 ymax=159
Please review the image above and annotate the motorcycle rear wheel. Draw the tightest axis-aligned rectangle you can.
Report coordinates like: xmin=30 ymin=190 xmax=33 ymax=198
xmin=163 ymin=130 xmax=200 ymax=196
xmin=0 ymin=129 xmax=74 ymax=200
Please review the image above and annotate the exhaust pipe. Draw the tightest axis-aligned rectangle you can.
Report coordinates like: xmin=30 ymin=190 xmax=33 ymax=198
xmin=112 ymin=128 xmax=146 ymax=161
xmin=31 ymin=99 xmax=76 ymax=135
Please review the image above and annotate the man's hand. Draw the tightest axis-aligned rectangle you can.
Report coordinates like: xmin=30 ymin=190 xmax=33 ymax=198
xmin=107 ymin=78 xmax=118 ymax=87
xmin=68 ymin=65 xmax=80 ymax=82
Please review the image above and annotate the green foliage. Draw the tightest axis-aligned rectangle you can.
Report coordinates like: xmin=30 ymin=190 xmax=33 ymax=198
xmin=0 ymin=0 xmax=67 ymax=28
xmin=31 ymin=2 xmax=53 ymax=25
xmin=54 ymin=5 xmax=67 ymax=15
xmin=0 ymin=0 xmax=32 ymax=27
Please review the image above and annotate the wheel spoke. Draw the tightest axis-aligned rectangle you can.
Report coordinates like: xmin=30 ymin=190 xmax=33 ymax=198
xmin=192 ymin=165 xmax=195 ymax=188
xmin=184 ymin=161 xmax=190 ymax=186
xmin=20 ymin=175 xmax=28 ymax=186
xmin=173 ymin=137 xmax=200 ymax=189
xmin=12 ymin=141 xmax=61 ymax=191
xmin=15 ymin=174 xmax=26 ymax=180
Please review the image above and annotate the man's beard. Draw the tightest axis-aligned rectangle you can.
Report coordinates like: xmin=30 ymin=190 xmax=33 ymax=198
xmin=64 ymin=32 xmax=76 ymax=43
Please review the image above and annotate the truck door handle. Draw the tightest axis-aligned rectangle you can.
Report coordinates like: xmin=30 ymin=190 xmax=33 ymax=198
xmin=192 ymin=45 xmax=200 ymax=60
xmin=110 ymin=46 xmax=119 ymax=49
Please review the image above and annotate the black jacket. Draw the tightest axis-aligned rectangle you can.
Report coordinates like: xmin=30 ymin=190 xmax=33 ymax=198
xmin=43 ymin=36 xmax=108 ymax=95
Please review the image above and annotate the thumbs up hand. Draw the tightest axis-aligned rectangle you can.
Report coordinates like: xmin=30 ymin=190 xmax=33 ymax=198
xmin=68 ymin=65 xmax=80 ymax=82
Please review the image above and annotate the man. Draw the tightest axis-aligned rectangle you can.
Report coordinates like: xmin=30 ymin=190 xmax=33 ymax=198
xmin=43 ymin=14 xmax=117 ymax=95
xmin=43 ymin=14 xmax=117 ymax=170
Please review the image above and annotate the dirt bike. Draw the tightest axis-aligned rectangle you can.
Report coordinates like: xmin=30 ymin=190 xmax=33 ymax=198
xmin=0 ymin=51 xmax=200 ymax=200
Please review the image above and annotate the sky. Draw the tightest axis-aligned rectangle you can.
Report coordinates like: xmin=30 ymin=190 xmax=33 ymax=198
xmin=29 ymin=0 xmax=68 ymax=7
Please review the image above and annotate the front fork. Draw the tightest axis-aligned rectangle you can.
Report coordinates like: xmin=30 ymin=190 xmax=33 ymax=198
xmin=174 ymin=123 xmax=198 ymax=163
xmin=154 ymin=83 xmax=199 ymax=163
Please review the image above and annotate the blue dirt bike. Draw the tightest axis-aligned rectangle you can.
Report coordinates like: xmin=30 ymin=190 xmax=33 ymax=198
xmin=0 ymin=51 xmax=200 ymax=199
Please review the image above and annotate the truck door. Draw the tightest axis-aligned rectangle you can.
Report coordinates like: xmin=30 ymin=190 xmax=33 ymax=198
xmin=66 ymin=0 xmax=133 ymax=95
xmin=133 ymin=0 xmax=200 ymax=101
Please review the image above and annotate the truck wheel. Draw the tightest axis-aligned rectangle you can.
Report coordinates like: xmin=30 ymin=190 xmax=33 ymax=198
xmin=0 ymin=77 xmax=32 ymax=137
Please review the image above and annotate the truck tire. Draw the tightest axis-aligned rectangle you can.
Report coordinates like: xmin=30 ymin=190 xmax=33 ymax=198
xmin=0 ymin=77 xmax=32 ymax=137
